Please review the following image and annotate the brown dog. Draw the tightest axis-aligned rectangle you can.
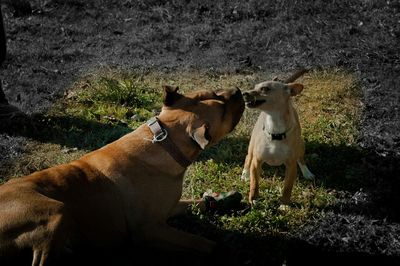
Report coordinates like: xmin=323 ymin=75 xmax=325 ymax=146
xmin=241 ymin=78 xmax=314 ymax=208
xmin=0 ymin=86 xmax=244 ymax=265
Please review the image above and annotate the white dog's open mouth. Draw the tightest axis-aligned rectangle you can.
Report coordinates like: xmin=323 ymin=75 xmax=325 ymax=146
xmin=245 ymin=98 xmax=266 ymax=108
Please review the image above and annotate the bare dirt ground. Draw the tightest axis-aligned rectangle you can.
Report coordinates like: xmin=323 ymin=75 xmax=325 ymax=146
xmin=1 ymin=0 xmax=400 ymax=265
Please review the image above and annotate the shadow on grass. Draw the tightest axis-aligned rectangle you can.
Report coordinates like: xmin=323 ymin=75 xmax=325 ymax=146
xmin=7 ymin=215 xmax=399 ymax=266
xmin=307 ymin=141 xmax=400 ymax=222
xmin=5 ymin=211 xmax=399 ymax=266
xmin=363 ymin=151 xmax=400 ymax=221
xmin=151 ymin=211 xmax=400 ymax=266
xmin=305 ymin=140 xmax=367 ymax=192
xmin=0 ymin=113 xmax=132 ymax=151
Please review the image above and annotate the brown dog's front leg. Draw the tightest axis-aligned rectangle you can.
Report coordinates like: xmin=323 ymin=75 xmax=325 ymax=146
xmin=281 ymin=161 xmax=298 ymax=205
xmin=32 ymin=249 xmax=50 ymax=266
xmin=249 ymin=158 xmax=262 ymax=204
xmin=142 ymin=223 xmax=216 ymax=255
xmin=169 ymin=200 xmax=206 ymax=217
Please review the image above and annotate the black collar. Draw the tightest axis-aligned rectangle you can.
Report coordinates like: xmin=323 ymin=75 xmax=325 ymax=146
xmin=263 ymin=124 xmax=291 ymax=141
xmin=270 ymin=132 xmax=286 ymax=140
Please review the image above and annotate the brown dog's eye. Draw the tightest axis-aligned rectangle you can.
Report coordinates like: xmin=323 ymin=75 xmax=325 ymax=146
xmin=263 ymin=87 xmax=271 ymax=92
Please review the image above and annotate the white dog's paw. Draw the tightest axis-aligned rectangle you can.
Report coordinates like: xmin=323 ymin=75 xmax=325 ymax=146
xmin=251 ymin=199 xmax=258 ymax=207
xmin=278 ymin=204 xmax=290 ymax=212
xmin=241 ymin=169 xmax=249 ymax=181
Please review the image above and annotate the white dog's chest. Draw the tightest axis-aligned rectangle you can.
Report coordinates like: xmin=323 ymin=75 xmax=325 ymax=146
xmin=257 ymin=141 xmax=291 ymax=166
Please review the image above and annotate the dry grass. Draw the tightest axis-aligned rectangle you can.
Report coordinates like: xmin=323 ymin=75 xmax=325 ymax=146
xmin=297 ymin=69 xmax=361 ymax=145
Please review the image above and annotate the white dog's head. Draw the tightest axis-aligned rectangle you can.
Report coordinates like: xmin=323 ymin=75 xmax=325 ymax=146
xmin=243 ymin=81 xmax=303 ymax=111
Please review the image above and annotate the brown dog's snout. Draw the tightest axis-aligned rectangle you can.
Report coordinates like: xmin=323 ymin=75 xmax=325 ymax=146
xmin=242 ymin=91 xmax=254 ymax=101
xmin=216 ymin=88 xmax=243 ymax=101
xmin=230 ymin=88 xmax=245 ymax=107
xmin=231 ymin=87 xmax=243 ymax=100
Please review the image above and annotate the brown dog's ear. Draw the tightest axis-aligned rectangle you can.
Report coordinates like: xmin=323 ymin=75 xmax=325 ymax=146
xmin=287 ymin=83 xmax=304 ymax=96
xmin=163 ymin=85 xmax=182 ymax=106
xmin=190 ymin=124 xmax=211 ymax=150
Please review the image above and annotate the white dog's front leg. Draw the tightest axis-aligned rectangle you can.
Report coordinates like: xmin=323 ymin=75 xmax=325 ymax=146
xmin=241 ymin=168 xmax=250 ymax=181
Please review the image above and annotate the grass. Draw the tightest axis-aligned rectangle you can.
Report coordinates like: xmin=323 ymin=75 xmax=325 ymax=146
xmin=0 ymin=68 xmax=364 ymax=238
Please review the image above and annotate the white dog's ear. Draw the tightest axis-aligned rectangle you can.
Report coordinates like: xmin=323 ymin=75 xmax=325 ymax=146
xmin=287 ymin=83 xmax=304 ymax=96
xmin=162 ymin=85 xmax=182 ymax=106
xmin=190 ymin=124 xmax=210 ymax=150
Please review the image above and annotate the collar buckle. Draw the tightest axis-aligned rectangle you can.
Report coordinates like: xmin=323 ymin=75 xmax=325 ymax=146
xmin=146 ymin=117 xmax=192 ymax=168
xmin=146 ymin=117 xmax=168 ymax=143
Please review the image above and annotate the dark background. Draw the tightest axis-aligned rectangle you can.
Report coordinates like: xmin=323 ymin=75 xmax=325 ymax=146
xmin=0 ymin=0 xmax=399 ymax=265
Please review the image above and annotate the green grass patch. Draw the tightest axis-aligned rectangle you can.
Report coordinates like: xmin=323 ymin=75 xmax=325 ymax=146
xmin=65 ymin=72 xmax=162 ymax=129
xmin=1 ymin=68 xmax=365 ymax=237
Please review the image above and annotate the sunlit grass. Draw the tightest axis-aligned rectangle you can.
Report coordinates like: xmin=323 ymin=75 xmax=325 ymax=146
xmin=0 ymin=68 xmax=364 ymax=237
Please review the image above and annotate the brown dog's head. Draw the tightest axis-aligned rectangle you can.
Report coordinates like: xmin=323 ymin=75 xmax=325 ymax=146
xmin=159 ymin=86 xmax=245 ymax=149
xmin=243 ymin=81 xmax=303 ymax=110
